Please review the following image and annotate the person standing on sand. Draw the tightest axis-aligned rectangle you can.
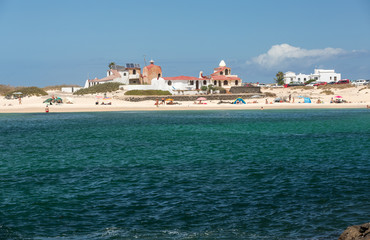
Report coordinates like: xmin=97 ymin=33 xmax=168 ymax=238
xmin=45 ymin=105 xmax=49 ymax=113
xmin=156 ymin=99 xmax=159 ymax=107
xmin=289 ymin=94 xmax=291 ymax=102
xmin=161 ymin=97 xmax=165 ymax=105
xmin=265 ymin=99 xmax=268 ymax=104
xmin=18 ymin=97 xmax=22 ymax=105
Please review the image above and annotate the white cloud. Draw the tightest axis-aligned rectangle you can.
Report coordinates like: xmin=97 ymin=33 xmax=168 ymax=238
xmin=249 ymin=44 xmax=346 ymax=68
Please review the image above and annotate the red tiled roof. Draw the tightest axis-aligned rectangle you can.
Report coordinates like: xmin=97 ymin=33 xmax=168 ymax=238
xmin=211 ymin=67 xmax=230 ymax=76
xmin=163 ymin=76 xmax=202 ymax=81
xmin=214 ymin=66 xmax=227 ymax=71
xmin=211 ymin=75 xmax=240 ymax=81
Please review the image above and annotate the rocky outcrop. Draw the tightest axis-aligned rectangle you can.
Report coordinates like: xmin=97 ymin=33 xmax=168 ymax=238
xmin=339 ymin=222 xmax=370 ymax=240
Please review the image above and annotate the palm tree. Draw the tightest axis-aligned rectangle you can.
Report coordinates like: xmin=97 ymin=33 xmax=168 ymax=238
xmin=274 ymin=71 xmax=285 ymax=85
xmin=108 ymin=62 xmax=116 ymax=69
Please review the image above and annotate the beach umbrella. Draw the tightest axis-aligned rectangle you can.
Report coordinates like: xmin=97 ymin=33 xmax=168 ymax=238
xmin=166 ymin=98 xmax=174 ymax=101
xmin=197 ymin=97 xmax=207 ymax=101
xmin=335 ymin=96 xmax=342 ymax=98
xmin=251 ymin=95 xmax=261 ymax=98
xmin=43 ymin=98 xmax=53 ymax=103
xmin=13 ymin=92 xmax=23 ymax=95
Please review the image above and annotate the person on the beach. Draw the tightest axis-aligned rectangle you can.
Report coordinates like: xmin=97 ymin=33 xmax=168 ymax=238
xmin=45 ymin=105 xmax=49 ymax=113
xmin=265 ymin=99 xmax=268 ymax=104
xmin=289 ymin=94 xmax=291 ymax=102
xmin=18 ymin=97 xmax=22 ymax=105
xmin=155 ymin=99 xmax=159 ymax=107
xmin=161 ymin=97 xmax=165 ymax=105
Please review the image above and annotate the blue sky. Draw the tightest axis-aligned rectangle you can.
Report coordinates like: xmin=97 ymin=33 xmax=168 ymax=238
xmin=0 ymin=0 xmax=369 ymax=87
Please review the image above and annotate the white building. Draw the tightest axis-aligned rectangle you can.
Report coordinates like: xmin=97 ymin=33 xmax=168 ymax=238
xmin=124 ymin=60 xmax=242 ymax=93
xmin=84 ymin=64 xmax=142 ymax=88
xmin=284 ymin=69 xmax=341 ymax=84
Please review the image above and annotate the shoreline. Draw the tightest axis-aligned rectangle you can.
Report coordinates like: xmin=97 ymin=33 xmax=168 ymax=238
xmin=0 ymin=103 xmax=368 ymax=113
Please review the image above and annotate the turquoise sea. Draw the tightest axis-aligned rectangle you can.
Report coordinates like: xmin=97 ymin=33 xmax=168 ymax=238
xmin=0 ymin=109 xmax=369 ymax=239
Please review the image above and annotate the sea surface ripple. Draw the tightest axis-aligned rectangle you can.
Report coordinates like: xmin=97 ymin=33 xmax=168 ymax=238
xmin=0 ymin=109 xmax=369 ymax=239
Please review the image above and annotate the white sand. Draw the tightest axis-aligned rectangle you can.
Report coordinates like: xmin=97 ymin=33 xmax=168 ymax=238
xmin=1 ymin=86 xmax=369 ymax=113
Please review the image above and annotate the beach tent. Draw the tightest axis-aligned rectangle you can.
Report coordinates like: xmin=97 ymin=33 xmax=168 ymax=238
xmin=304 ymin=97 xmax=311 ymax=103
xmin=232 ymin=97 xmax=246 ymax=104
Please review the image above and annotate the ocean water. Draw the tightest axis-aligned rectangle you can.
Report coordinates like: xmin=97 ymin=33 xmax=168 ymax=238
xmin=0 ymin=109 xmax=369 ymax=240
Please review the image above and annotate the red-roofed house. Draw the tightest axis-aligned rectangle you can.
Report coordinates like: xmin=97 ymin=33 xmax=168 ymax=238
xmin=208 ymin=60 xmax=241 ymax=89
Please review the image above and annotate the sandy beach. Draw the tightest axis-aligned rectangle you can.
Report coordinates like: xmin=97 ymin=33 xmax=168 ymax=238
xmin=1 ymin=85 xmax=369 ymax=113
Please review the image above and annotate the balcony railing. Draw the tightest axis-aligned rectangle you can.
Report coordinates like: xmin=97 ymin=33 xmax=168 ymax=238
xmin=129 ymin=74 xmax=140 ymax=79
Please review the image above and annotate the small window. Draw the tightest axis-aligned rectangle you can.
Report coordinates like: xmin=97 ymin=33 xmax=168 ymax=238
xmin=158 ymin=73 xmax=161 ymax=78
xmin=123 ymin=73 xmax=127 ymax=76
xmin=223 ymin=80 xmax=228 ymax=85
xmin=133 ymin=69 xmax=136 ymax=74
xmin=190 ymin=80 xmax=194 ymax=85
xmin=304 ymin=78 xmax=306 ymax=81
xmin=168 ymin=81 xmax=172 ymax=86
xmin=225 ymin=69 xmax=229 ymax=75
xmin=220 ymin=71 xmax=223 ymax=75
xmin=235 ymin=80 xmax=238 ymax=85
xmin=214 ymin=80 xmax=217 ymax=85
xmin=334 ymin=76 xmax=337 ymax=81
xmin=330 ymin=77 xmax=332 ymax=80
xmin=203 ymin=80 xmax=207 ymax=85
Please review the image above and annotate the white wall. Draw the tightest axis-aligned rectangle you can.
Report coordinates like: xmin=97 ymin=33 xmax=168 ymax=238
xmin=296 ymin=73 xmax=310 ymax=83
xmin=61 ymin=87 xmax=82 ymax=93
xmin=123 ymin=77 xmax=172 ymax=92
xmin=284 ymin=69 xmax=341 ymax=84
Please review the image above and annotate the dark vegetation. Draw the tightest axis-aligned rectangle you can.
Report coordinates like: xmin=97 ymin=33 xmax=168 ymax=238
xmin=73 ymin=82 xmax=121 ymax=95
xmin=264 ymin=92 xmax=277 ymax=97
xmin=3 ymin=86 xmax=48 ymax=97
xmin=125 ymin=90 xmax=172 ymax=95
xmin=0 ymin=85 xmax=15 ymax=96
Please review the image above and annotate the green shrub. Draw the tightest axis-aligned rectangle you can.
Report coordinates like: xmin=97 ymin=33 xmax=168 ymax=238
xmin=321 ymin=90 xmax=334 ymax=95
xmin=43 ymin=84 xmax=81 ymax=91
xmin=0 ymin=85 xmax=16 ymax=96
xmin=73 ymin=82 xmax=121 ymax=95
xmin=125 ymin=90 xmax=171 ymax=95
xmin=264 ymin=92 xmax=277 ymax=97
xmin=214 ymin=86 xmax=226 ymax=94
xmin=6 ymin=87 xmax=48 ymax=97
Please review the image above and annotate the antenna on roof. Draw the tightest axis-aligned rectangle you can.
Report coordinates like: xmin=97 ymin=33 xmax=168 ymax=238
xmin=143 ymin=55 xmax=147 ymax=66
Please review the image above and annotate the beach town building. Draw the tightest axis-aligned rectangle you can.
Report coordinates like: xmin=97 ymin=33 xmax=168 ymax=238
xmin=142 ymin=60 xmax=162 ymax=85
xmin=284 ymin=69 xmax=341 ymax=84
xmin=84 ymin=59 xmax=243 ymax=94
xmin=160 ymin=60 xmax=242 ymax=91
xmin=84 ymin=63 xmax=142 ymax=88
